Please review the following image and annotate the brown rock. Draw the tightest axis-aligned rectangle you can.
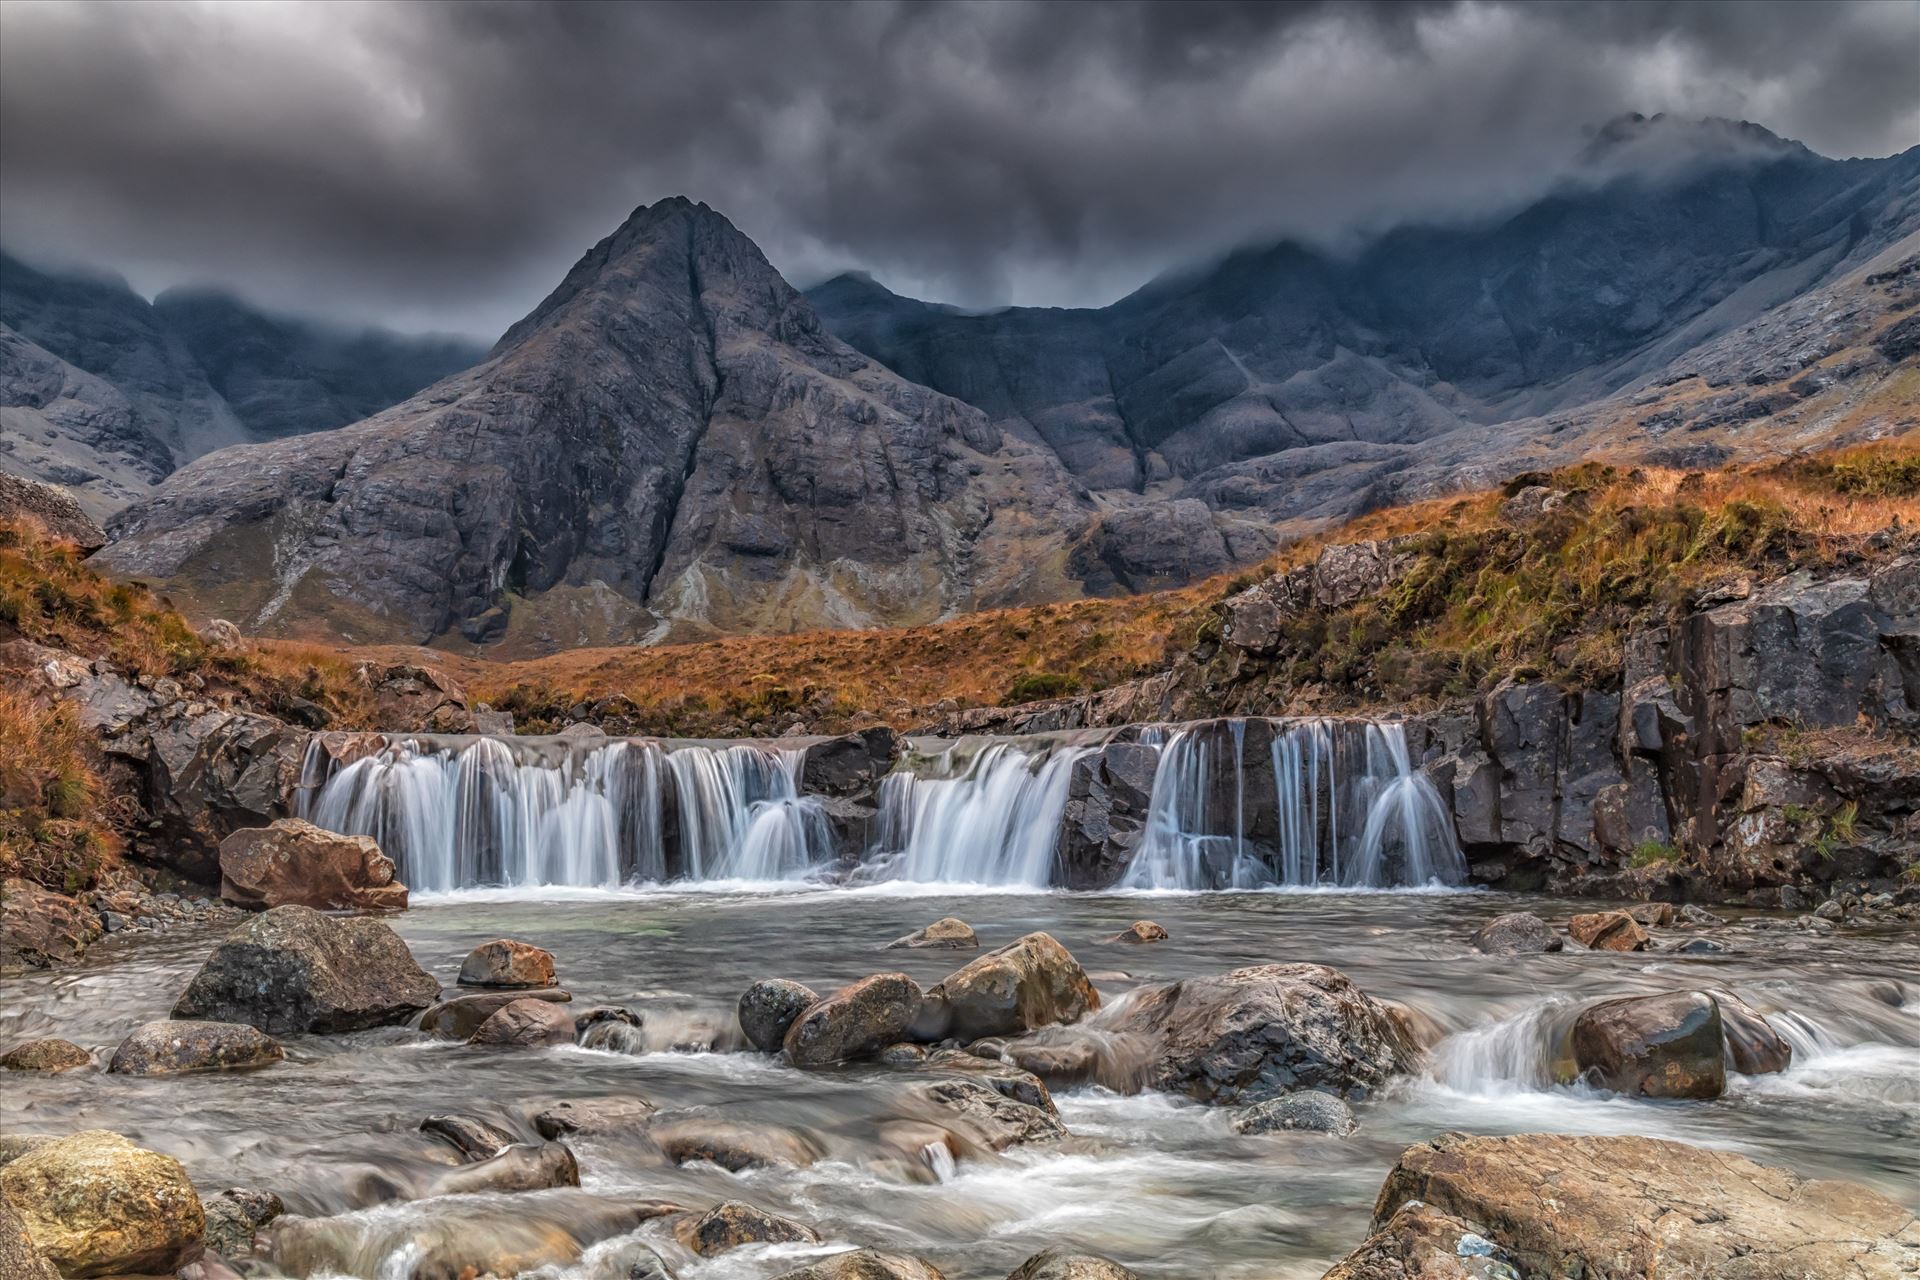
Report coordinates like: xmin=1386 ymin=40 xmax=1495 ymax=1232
xmin=1 ymin=878 xmax=103 ymax=969
xmin=425 ymin=1142 xmax=579 ymax=1196
xmin=218 ymin=819 xmax=408 ymax=912
xmin=107 ymin=1020 xmax=284 ymax=1076
xmin=647 ymin=1117 xmax=822 ymax=1171
xmin=532 ymin=1096 xmax=660 ymax=1140
xmin=1713 ymin=989 xmax=1793 ymax=1075
xmin=1568 ymin=911 xmax=1651 ymax=952
xmin=0 ymin=1130 xmax=205 ymax=1278
xmin=784 ymin=973 xmax=923 ymax=1067
xmin=1625 ymin=902 xmax=1675 ymax=927
xmin=419 ymin=988 xmax=572 ymax=1039
xmin=771 ymin=1249 xmax=947 ymax=1280
xmin=1373 ymin=1132 xmax=1920 ymax=1279
xmin=1320 ymin=1201 xmax=1516 ymax=1280
xmin=1006 ymin=1250 xmax=1141 ymax=1280
xmin=674 ymin=1200 xmax=821 ymax=1255
xmin=1569 ymin=991 xmax=1726 ymax=1099
xmin=0 ymin=1196 xmax=58 ymax=1280
xmin=886 ymin=917 xmax=979 ymax=950
xmin=929 ymin=933 xmax=1100 ymax=1041
xmin=0 ymin=1038 xmax=91 ymax=1072
xmin=909 ymin=1077 xmax=1066 ymax=1152
xmin=457 ymin=938 xmax=558 ymax=988
xmin=468 ymin=998 xmax=578 ymax=1048
xmin=1106 ymin=921 xmax=1168 ymax=945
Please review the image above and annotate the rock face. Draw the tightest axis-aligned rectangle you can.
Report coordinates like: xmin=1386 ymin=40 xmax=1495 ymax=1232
xmin=886 ymin=917 xmax=979 ymax=950
xmin=784 ymin=973 xmax=923 ymax=1067
xmin=1468 ymin=913 xmax=1562 ymax=955
xmin=928 ymin=933 xmax=1100 ymax=1042
xmin=107 ymin=1019 xmax=284 ymax=1076
xmin=675 ymin=1200 xmax=821 ymax=1255
xmin=99 ymin=198 xmax=1082 ymax=649
xmin=1320 ymin=1202 xmax=1519 ymax=1280
xmin=467 ymin=998 xmax=578 ymax=1048
xmin=739 ymin=978 xmax=820 ymax=1053
xmin=771 ymin=1249 xmax=947 ymax=1280
xmin=218 ymin=818 xmax=407 ymax=912
xmin=1568 ymin=992 xmax=1727 ymax=1099
xmin=0 ymin=1129 xmax=205 ymax=1278
xmin=1005 ymin=1250 xmax=1141 ymax=1280
xmin=173 ymin=904 xmax=439 ymax=1034
xmin=1373 ymin=1132 xmax=1920 ymax=1279
xmin=1099 ymin=963 xmax=1414 ymax=1104
xmin=0 ymin=1038 xmax=91 ymax=1072
xmin=0 ymin=472 xmax=106 ymax=549
xmin=457 ymin=938 xmax=558 ymax=988
xmin=1054 ymin=743 xmax=1158 ymax=889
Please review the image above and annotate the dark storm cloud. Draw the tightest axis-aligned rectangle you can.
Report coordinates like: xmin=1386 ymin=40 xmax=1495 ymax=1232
xmin=1 ymin=0 xmax=1914 ymax=337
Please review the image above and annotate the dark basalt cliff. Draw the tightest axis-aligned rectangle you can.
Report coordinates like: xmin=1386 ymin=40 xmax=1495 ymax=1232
xmin=98 ymin=199 xmax=1090 ymax=647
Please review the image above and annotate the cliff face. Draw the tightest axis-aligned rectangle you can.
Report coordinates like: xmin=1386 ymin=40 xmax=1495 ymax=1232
xmin=97 ymin=200 xmax=1091 ymax=648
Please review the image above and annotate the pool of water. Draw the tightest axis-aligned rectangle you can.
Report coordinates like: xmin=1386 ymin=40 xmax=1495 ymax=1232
xmin=3 ymin=886 xmax=1915 ymax=1278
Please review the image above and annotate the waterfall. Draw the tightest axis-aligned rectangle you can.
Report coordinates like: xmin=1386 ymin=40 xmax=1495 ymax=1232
xmin=299 ymin=737 xmax=827 ymax=891
xmin=1120 ymin=719 xmax=1465 ymax=890
xmin=864 ymin=741 xmax=1093 ymax=886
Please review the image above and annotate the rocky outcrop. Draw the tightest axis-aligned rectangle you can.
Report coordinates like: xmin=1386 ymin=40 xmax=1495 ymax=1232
xmin=738 ymin=978 xmax=819 ymax=1053
xmin=218 ymin=819 xmax=407 ymax=912
xmin=926 ymin=933 xmax=1100 ymax=1042
xmin=785 ymin=973 xmax=923 ymax=1067
xmin=1106 ymin=920 xmax=1168 ymax=944
xmin=909 ymin=1076 xmax=1067 ymax=1151
xmin=173 ymin=903 xmax=439 ymax=1033
xmin=457 ymin=938 xmax=558 ymax=988
xmin=200 ymin=1188 xmax=282 ymax=1262
xmin=1372 ymin=1132 xmax=1920 ymax=1279
xmin=0 ymin=1198 xmax=58 ymax=1280
xmin=419 ymin=1115 xmax=515 ymax=1162
xmin=106 ymin=1020 xmax=284 ymax=1076
xmin=0 ymin=1129 xmax=205 ymax=1278
xmin=0 ymin=472 xmax=106 ymax=549
xmin=1054 ymin=742 xmax=1157 ymax=889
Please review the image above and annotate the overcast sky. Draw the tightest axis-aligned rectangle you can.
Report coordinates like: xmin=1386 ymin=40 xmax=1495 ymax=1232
xmin=2 ymin=0 xmax=1916 ymax=339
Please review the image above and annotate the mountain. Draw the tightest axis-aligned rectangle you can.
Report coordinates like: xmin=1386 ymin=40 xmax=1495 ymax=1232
xmin=97 ymin=199 xmax=1090 ymax=649
xmin=0 ymin=253 xmax=484 ymax=517
xmin=809 ymin=116 xmax=1920 ymax=530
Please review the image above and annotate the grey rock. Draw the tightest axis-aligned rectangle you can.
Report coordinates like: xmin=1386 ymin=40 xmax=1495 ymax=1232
xmin=738 ymin=978 xmax=818 ymax=1053
xmin=1468 ymin=912 xmax=1564 ymax=955
xmin=1231 ymin=1089 xmax=1358 ymax=1136
xmin=106 ymin=1019 xmax=283 ymax=1076
xmin=201 ymin=1188 xmax=282 ymax=1260
xmin=419 ymin=1114 xmax=516 ymax=1161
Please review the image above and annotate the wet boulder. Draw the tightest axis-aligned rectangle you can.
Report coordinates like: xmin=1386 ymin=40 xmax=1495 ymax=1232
xmin=532 ymin=1096 xmax=659 ymax=1140
xmin=457 ymin=938 xmax=558 ymax=988
xmin=772 ymin=1249 xmax=948 ymax=1280
xmin=910 ymin=1077 xmax=1067 ymax=1151
xmin=801 ymin=726 xmax=897 ymax=796
xmin=675 ymin=1200 xmax=821 ymax=1255
xmin=1231 ymin=1090 xmax=1357 ymax=1136
xmin=785 ymin=973 xmax=923 ymax=1067
xmin=1568 ymin=911 xmax=1652 ymax=952
xmin=202 ymin=1188 xmax=282 ymax=1261
xmin=1468 ymin=912 xmax=1563 ymax=955
xmin=420 ymin=1114 xmax=515 ymax=1161
xmin=1107 ymin=963 xmax=1416 ymax=1104
xmin=419 ymin=988 xmax=571 ymax=1040
xmin=107 ymin=1019 xmax=284 ymax=1076
xmin=218 ymin=818 xmax=408 ymax=912
xmin=917 ymin=1048 xmax=1056 ymax=1113
xmin=1106 ymin=920 xmax=1168 ymax=945
xmin=1372 ymin=1132 xmax=1920 ymax=1279
xmin=425 ymin=1141 xmax=579 ymax=1196
xmin=0 ymin=1038 xmax=91 ymax=1072
xmin=739 ymin=978 xmax=818 ymax=1053
xmin=1712 ymin=989 xmax=1792 ymax=1075
xmin=928 ymin=933 xmax=1100 ymax=1042
xmin=1568 ymin=991 xmax=1726 ymax=1099
xmin=0 ymin=1129 xmax=205 ymax=1278
xmin=1006 ymin=1250 xmax=1142 ymax=1280
xmin=886 ymin=917 xmax=979 ymax=950
xmin=173 ymin=904 xmax=439 ymax=1034
xmin=468 ymin=997 xmax=578 ymax=1048
xmin=1320 ymin=1202 xmax=1518 ymax=1280
xmin=647 ymin=1116 xmax=822 ymax=1171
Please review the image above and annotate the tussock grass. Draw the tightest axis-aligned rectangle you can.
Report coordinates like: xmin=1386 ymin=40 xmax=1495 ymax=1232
xmin=0 ymin=684 xmax=117 ymax=892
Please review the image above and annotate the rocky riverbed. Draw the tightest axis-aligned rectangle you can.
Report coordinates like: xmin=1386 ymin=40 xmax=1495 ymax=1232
xmin=2 ymin=886 xmax=1915 ymax=1278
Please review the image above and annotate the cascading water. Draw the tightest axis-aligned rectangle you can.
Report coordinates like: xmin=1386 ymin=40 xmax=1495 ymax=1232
xmin=1121 ymin=723 xmax=1271 ymax=890
xmin=863 ymin=740 xmax=1094 ymax=886
xmin=298 ymin=737 xmax=829 ymax=891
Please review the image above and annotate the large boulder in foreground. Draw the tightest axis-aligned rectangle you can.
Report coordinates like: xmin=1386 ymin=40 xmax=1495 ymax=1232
xmin=0 ymin=1130 xmax=205 ymax=1278
xmin=0 ymin=1197 xmax=58 ymax=1280
xmin=772 ymin=1249 xmax=947 ymax=1280
xmin=1320 ymin=1201 xmax=1518 ymax=1280
xmin=928 ymin=933 xmax=1100 ymax=1042
xmin=1106 ymin=963 xmax=1415 ymax=1104
xmin=107 ymin=1020 xmax=284 ymax=1076
xmin=784 ymin=973 xmax=922 ymax=1067
xmin=1568 ymin=991 xmax=1725 ymax=1099
xmin=173 ymin=904 xmax=439 ymax=1034
xmin=218 ymin=818 xmax=408 ymax=912
xmin=1373 ymin=1132 xmax=1920 ymax=1279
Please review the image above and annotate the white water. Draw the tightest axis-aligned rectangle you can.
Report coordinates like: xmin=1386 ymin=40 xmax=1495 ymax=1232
xmin=863 ymin=741 xmax=1094 ymax=887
